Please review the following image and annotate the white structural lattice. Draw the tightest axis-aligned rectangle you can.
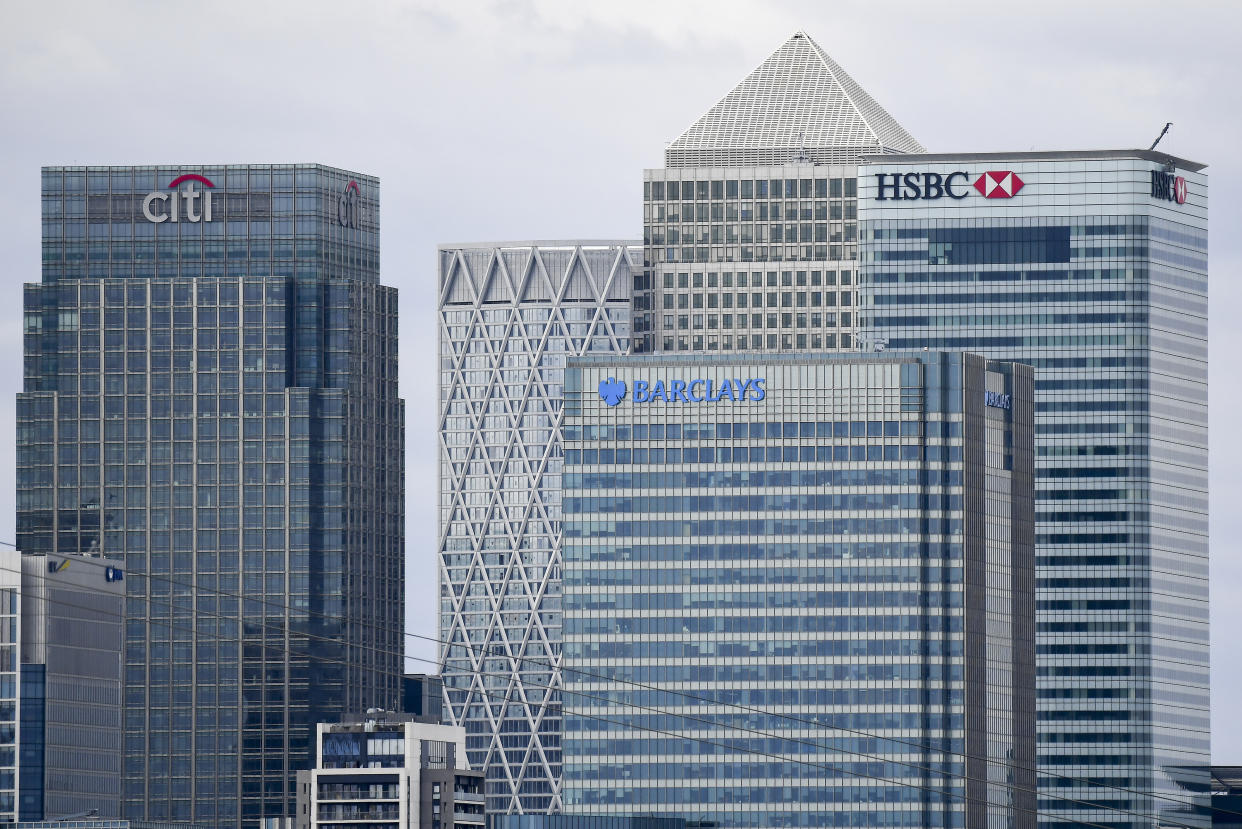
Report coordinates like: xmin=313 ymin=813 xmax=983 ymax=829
xmin=437 ymin=242 xmax=635 ymax=814
xmin=666 ymin=31 xmax=924 ymax=167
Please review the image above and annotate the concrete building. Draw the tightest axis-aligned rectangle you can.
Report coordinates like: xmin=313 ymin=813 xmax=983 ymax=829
xmin=560 ymin=351 xmax=1036 ymax=828
xmin=856 ymin=150 xmax=1209 ymax=828
xmin=295 ymin=712 xmax=484 ymax=829
xmin=20 ymin=164 xmax=405 ymax=827
xmin=437 ymin=242 xmax=635 ymax=813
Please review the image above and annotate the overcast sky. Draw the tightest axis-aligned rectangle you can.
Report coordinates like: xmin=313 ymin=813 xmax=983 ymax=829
xmin=2 ymin=0 xmax=1239 ymax=757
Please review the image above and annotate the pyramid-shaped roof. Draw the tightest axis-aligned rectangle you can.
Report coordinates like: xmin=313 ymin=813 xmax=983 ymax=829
xmin=666 ymin=31 xmax=924 ymax=167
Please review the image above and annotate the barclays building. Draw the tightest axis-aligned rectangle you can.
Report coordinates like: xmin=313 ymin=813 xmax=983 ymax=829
xmin=560 ymin=352 xmax=1035 ymax=828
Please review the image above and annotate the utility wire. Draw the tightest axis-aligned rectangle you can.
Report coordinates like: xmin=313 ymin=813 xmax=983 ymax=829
xmin=0 ymin=547 xmax=1219 ymax=828
xmin=0 ymin=554 xmax=1129 ymax=829
xmin=9 ymin=538 xmax=1214 ymax=819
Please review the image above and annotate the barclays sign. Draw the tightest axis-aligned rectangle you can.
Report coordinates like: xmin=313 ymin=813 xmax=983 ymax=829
xmin=985 ymin=390 xmax=1012 ymax=410
xmin=598 ymin=377 xmax=766 ymax=406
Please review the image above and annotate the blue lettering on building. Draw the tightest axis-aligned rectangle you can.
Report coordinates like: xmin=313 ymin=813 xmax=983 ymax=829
xmin=985 ymin=391 xmax=1012 ymax=410
xmin=617 ymin=378 xmax=766 ymax=404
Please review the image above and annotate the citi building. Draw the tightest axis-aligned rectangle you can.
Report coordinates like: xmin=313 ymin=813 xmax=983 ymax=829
xmin=19 ymin=164 xmax=405 ymax=827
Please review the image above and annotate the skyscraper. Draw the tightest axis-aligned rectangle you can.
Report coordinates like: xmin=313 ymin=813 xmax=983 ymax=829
xmin=18 ymin=164 xmax=404 ymax=827
xmin=634 ymin=31 xmax=922 ymax=356
xmin=560 ymin=351 xmax=1036 ymax=828
xmin=856 ymin=150 xmax=1209 ymax=828
xmin=437 ymin=242 xmax=635 ymax=814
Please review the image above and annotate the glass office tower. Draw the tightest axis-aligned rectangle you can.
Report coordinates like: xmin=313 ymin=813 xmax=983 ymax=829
xmin=437 ymin=242 xmax=635 ymax=814
xmin=856 ymin=150 xmax=1209 ymax=829
xmin=633 ymin=31 xmax=923 ymax=356
xmin=18 ymin=164 xmax=405 ymax=827
xmin=561 ymin=352 xmax=1036 ymax=829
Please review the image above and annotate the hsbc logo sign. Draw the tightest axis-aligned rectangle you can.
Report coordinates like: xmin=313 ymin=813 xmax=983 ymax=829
xmin=142 ymin=174 xmax=214 ymax=223
xmin=973 ymin=171 xmax=1024 ymax=199
xmin=1151 ymin=170 xmax=1187 ymax=205
xmin=874 ymin=171 xmax=1026 ymax=201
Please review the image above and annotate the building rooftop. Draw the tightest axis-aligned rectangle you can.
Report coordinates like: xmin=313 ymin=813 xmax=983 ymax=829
xmin=665 ymin=31 xmax=923 ymax=168
xmin=862 ymin=148 xmax=1207 ymax=172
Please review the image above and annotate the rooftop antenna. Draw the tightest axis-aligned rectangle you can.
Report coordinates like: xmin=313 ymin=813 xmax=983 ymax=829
xmin=1148 ymin=122 xmax=1172 ymax=151
xmin=795 ymin=131 xmax=811 ymax=164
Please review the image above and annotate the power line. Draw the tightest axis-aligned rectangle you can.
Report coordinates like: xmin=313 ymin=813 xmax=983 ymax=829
xmin=0 ymin=548 xmax=1220 ymax=828
xmin=11 ymin=540 xmax=1213 ymax=820
xmin=0 ymin=554 xmax=1111 ymax=829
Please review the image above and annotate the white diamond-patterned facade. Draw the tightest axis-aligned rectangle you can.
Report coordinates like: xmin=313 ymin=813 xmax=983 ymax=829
xmin=437 ymin=243 xmax=635 ymax=814
xmin=665 ymin=31 xmax=924 ymax=168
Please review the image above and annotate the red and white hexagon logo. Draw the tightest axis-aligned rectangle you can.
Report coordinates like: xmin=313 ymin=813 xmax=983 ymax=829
xmin=1174 ymin=176 xmax=1187 ymax=204
xmin=973 ymin=171 xmax=1025 ymax=199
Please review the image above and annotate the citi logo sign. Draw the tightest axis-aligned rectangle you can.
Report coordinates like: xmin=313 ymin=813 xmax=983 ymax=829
xmin=338 ymin=180 xmax=362 ymax=228
xmin=1151 ymin=170 xmax=1187 ymax=205
xmin=142 ymin=174 xmax=215 ymax=223
xmin=874 ymin=171 xmax=1025 ymax=201
xmin=597 ymin=377 xmax=766 ymax=405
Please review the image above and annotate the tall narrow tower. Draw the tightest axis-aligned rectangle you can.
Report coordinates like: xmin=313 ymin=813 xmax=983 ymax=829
xmin=437 ymin=242 xmax=635 ymax=813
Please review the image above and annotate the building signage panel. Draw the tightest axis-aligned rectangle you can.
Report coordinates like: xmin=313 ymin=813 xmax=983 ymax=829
xmin=1151 ymin=170 xmax=1187 ymax=205
xmin=141 ymin=174 xmax=215 ymax=223
xmin=873 ymin=170 xmax=1024 ymax=201
xmin=598 ymin=377 xmax=766 ymax=406
xmin=338 ymin=179 xmax=362 ymax=228
xmin=985 ymin=390 xmax=1012 ymax=409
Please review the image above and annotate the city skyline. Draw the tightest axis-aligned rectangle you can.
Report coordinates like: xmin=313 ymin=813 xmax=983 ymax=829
xmin=2 ymin=0 xmax=1241 ymax=769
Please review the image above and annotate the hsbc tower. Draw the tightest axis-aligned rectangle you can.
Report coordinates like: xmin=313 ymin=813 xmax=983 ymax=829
xmin=856 ymin=150 xmax=1210 ymax=829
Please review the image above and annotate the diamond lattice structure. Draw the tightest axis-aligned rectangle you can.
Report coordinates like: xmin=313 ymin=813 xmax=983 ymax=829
xmin=437 ymin=242 xmax=635 ymax=815
xmin=666 ymin=31 xmax=924 ymax=167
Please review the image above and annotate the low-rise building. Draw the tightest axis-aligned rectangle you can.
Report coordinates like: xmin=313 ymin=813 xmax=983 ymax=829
xmin=295 ymin=711 xmax=484 ymax=829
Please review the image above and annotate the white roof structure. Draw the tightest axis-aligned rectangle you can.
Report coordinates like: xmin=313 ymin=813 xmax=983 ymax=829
xmin=666 ymin=31 xmax=924 ymax=167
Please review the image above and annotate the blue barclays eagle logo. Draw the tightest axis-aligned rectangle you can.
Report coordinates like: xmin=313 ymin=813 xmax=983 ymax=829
xmin=598 ymin=377 xmax=626 ymax=407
